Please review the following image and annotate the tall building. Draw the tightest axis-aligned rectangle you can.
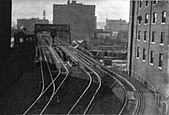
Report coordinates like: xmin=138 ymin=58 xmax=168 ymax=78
xmin=17 ymin=18 xmax=49 ymax=34
xmin=53 ymin=0 xmax=96 ymax=41
xmin=128 ymin=1 xmax=169 ymax=115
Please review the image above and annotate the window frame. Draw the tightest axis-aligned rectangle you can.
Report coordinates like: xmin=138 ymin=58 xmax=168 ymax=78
xmin=144 ymin=31 xmax=147 ymax=42
xmin=150 ymin=51 xmax=154 ymax=64
xmin=152 ymin=12 xmax=157 ymax=24
xmin=143 ymin=48 xmax=146 ymax=61
xmin=145 ymin=14 xmax=148 ymax=24
xmin=136 ymin=46 xmax=140 ymax=58
xmin=145 ymin=0 xmax=149 ymax=6
xmin=138 ymin=15 xmax=142 ymax=25
xmin=151 ymin=31 xmax=155 ymax=43
xmin=138 ymin=31 xmax=141 ymax=40
xmin=159 ymin=53 xmax=163 ymax=69
xmin=153 ymin=0 xmax=158 ymax=4
xmin=139 ymin=0 xmax=142 ymax=8
xmin=160 ymin=32 xmax=165 ymax=45
xmin=162 ymin=11 xmax=166 ymax=24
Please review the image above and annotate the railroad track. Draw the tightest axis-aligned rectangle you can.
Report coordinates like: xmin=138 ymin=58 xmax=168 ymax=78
xmin=44 ymin=45 xmax=98 ymax=114
xmin=61 ymin=46 xmax=102 ymax=115
xmin=23 ymin=44 xmax=61 ymax=114
xmin=63 ymin=46 xmax=128 ymax=114
xmin=62 ymin=44 xmax=145 ymax=115
xmin=76 ymin=48 xmax=145 ymax=115
xmin=40 ymin=46 xmax=69 ymax=114
xmin=26 ymin=37 xmax=144 ymax=114
xmin=23 ymin=41 xmax=70 ymax=114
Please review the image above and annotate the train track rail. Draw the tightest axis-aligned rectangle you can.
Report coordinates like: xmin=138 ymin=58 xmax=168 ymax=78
xmin=26 ymin=37 xmax=145 ymax=115
xmin=40 ymin=46 xmax=69 ymax=114
xmin=61 ymin=43 xmax=145 ymax=115
xmin=78 ymin=48 xmax=145 ymax=115
xmin=23 ymin=42 xmax=70 ymax=114
xmin=61 ymin=46 xmax=102 ymax=115
xmin=63 ymin=46 xmax=128 ymax=114
xmin=23 ymin=44 xmax=59 ymax=114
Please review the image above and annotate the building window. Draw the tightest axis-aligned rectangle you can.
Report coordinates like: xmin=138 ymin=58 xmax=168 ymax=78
xmin=153 ymin=0 xmax=157 ymax=4
xmin=162 ymin=11 xmax=166 ymax=23
xmin=137 ymin=47 xmax=140 ymax=58
xmin=138 ymin=31 xmax=141 ymax=40
xmin=143 ymin=49 xmax=146 ymax=61
xmin=139 ymin=1 xmax=142 ymax=8
xmin=145 ymin=0 xmax=149 ymax=6
xmin=150 ymin=51 xmax=154 ymax=64
xmin=138 ymin=15 xmax=142 ymax=24
xmin=145 ymin=14 xmax=148 ymax=24
xmin=159 ymin=53 xmax=163 ymax=68
xmin=144 ymin=31 xmax=147 ymax=41
xmin=152 ymin=12 xmax=157 ymax=23
xmin=151 ymin=31 xmax=155 ymax=43
xmin=160 ymin=32 xmax=165 ymax=44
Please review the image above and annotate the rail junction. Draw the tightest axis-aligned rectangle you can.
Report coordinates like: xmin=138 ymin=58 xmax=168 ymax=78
xmin=11 ymin=24 xmax=153 ymax=115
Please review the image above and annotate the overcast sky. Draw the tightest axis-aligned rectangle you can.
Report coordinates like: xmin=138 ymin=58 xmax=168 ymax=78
xmin=12 ymin=0 xmax=130 ymax=23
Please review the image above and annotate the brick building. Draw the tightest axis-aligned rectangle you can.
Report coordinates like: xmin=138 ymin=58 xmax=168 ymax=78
xmin=127 ymin=1 xmax=169 ymax=114
xmin=53 ymin=0 xmax=96 ymax=41
xmin=17 ymin=18 xmax=49 ymax=34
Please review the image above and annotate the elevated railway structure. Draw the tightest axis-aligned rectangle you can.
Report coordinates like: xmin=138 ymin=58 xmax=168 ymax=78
xmin=61 ymin=44 xmax=145 ymax=115
xmin=20 ymin=23 xmax=147 ymax=114
xmin=37 ymin=35 xmax=145 ymax=114
xmin=66 ymin=43 xmax=145 ymax=114
xmin=35 ymin=24 xmax=71 ymax=45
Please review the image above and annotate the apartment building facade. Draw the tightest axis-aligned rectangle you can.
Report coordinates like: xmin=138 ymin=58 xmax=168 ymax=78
xmin=128 ymin=1 xmax=169 ymax=114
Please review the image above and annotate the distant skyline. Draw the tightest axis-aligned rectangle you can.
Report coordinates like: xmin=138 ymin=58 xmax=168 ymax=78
xmin=12 ymin=0 xmax=130 ymax=23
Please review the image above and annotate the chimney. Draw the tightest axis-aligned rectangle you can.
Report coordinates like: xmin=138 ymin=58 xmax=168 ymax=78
xmin=43 ymin=10 xmax=46 ymax=20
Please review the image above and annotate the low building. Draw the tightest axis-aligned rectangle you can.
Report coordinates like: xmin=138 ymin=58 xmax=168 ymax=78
xmin=17 ymin=18 xmax=49 ymax=34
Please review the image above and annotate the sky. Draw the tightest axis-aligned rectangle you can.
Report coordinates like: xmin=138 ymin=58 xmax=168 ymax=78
xmin=12 ymin=0 xmax=130 ymax=23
